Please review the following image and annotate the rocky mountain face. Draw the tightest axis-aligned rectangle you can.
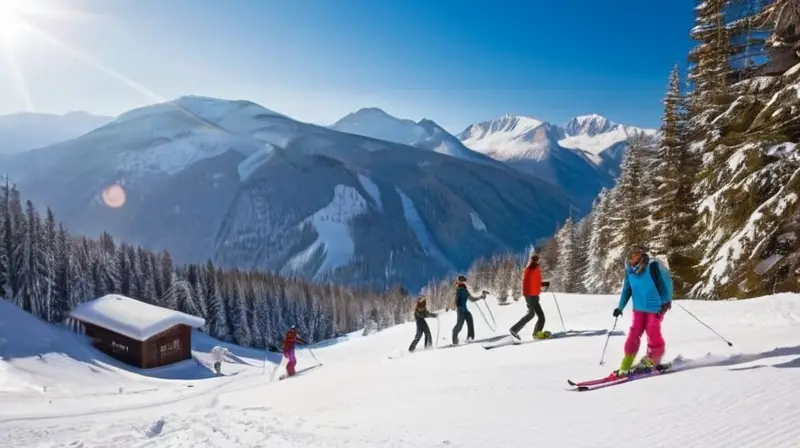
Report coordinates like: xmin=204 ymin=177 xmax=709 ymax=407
xmin=457 ymin=114 xmax=656 ymax=212
xmin=2 ymin=96 xmax=576 ymax=292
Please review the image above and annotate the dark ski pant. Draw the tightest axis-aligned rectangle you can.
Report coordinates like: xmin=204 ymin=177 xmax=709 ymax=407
xmin=510 ymin=295 xmax=545 ymax=335
xmin=409 ymin=317 xmax=432 ymax=351
xmin=452 ymin=307 xmax=474 ymax=344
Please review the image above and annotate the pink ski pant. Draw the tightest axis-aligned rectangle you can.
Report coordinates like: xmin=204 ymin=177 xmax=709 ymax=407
xmin=284 ymin=349 xmax=297 ymax=375
xmin=624 ymin=311 xmax=666 ymax=362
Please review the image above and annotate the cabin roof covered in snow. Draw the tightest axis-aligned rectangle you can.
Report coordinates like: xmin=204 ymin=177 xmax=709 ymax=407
xmin=69 ymin=294 xmax=205 ymax=341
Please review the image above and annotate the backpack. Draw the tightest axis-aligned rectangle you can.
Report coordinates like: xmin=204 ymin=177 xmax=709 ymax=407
xmin=648 ymin=257 xmax=672 ymax=299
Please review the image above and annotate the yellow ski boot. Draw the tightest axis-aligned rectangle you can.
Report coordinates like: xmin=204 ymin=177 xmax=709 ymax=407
xmin=534 ymin=330 xmax=552 ymax=340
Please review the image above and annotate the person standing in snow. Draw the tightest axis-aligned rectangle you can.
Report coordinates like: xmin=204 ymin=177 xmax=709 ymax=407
xmin=509 ymin=254 xmax=551 ymax=340
xmin=612 ymin=246 xmax=673 ymax=376
xmin=283 ymin=325 xmax=307 ymax=377
xmin=452 ymin=275 xmax=486 ymax=345
xmin=409 ymin=295 xmax=437 ymax=352
xmin=210 ymin=345 xmax=228 ymax=374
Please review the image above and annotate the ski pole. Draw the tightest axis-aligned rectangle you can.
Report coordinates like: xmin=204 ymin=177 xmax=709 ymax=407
xmin=599 ymin=317 xmax=619 ymax=366
xmin=435 ymin=315 xmax=440 ymax=347
xmin=474 ymin=301 xmax=496 ymax=332
xmin=270 ymin=355 xmax=285 ymax=381
xmin=482 ymin=294 xmax=497 ymax=329
xmin=677 ymin=303 xmax=733 ymax=346
xmin=551 ymin=291 xmax=567 ymax=333
xmin=307 ymin=346 xmax=323 ymax=366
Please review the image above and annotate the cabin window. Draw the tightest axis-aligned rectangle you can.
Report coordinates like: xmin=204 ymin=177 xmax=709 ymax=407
xmin=160 ymin=339 xmax=181 ymax=353
xmin=111 ymin=341 xmax=129 ymax=353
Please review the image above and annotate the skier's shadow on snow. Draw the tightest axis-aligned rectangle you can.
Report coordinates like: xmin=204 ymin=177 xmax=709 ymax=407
xmin=672 ymin=345 xmax=800 ymax=373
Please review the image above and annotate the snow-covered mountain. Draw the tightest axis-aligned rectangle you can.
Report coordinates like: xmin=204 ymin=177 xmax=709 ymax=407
xmin=3 ymin=96 xmax=575 ymax=291
xmin=0 ymin=111 xmax=113 ymax=155
xmin=4 ymin=292 xmax=800 ymax=447
xmin=458 ymin=113 xmax=656 ymax=211
xmin=330 ymin=107 xmax=500 ymax=166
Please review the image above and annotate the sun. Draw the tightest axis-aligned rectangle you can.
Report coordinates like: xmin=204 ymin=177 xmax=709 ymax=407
xmin=0 ymin=0 xmax=26 ymax=46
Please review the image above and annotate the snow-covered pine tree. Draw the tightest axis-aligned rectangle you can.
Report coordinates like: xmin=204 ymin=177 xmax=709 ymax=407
xmin=554 ymin=217 xmax=579 ymax=292
xmin=688 ymin=0 xmax=731 ymax=118
xmin=608 ymin=130 xmax=654 ymax=256
xmin=164 ymin=271 xmax=199 ymax=317
xmin=4 ymin=184 xmax=23 ymax=302
xmin=202 ymin=261 xmax=230 ymax=341
xmin=572 ymin=215 xmax=591 ymax=294
xmin=117 ymin=243 xmax=131 ymax=297
xmin=229 ymin=277 xmax=252 ymax=346
xmin=137 ymin=247 xmax=157 ymax=303
xmin=51 ymin=222 xmax=72 ymax=322
xmin=582 ymin=189 xmax=614 ymax=293
xmin=650 ymin=64 xmax=702 ymax=295
xmin=0 ymin=178 xmax=8 ymax=297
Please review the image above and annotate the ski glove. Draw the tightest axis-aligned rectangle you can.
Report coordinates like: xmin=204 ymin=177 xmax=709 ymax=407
xmin=542 ymin=281 xmax=550 ymax=289
xmin=659 ymin=302 xmax=671 ymax=315
xmin=612 ymin=308 xmax=623 ymax=318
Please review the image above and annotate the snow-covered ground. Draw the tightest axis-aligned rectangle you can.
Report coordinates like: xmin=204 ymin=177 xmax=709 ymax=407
xmin=2 ymin=292 xmax=800 ymax=447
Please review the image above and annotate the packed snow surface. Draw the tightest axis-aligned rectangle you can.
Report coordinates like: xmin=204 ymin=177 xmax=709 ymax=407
xmin=3 ymin=292 xmax=800 ymax=447
xmin=69 ymin=294 xmax=206 ymax=341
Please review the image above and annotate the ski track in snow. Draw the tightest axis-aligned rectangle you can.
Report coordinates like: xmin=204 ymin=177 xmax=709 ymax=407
xmin=2 ymin=293 xmax=800 ymax=447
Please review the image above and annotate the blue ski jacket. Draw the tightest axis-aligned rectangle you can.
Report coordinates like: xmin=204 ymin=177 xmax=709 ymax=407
xmin=617 ymin=259 xmax=673 ymax=314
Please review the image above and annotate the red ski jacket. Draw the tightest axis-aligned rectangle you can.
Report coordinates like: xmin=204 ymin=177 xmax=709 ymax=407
xmin=283 ymin=328 xmax=307 ymax=352
xmin=522 ymin=264 xmax=542 ymax=296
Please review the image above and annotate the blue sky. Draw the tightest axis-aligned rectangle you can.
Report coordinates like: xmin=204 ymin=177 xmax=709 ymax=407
xmin=1 ymin=0 xmax=694 ymax=133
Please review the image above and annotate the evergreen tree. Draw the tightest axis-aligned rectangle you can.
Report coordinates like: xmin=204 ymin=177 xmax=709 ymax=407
xmin=651 ymin=65 xmax=702 ymax=295
xmin=583 ymin=189 xmax=614 ymax=293
xmin=52 ymin=223 xmax=71 ymax=322
xmin=608 ymin=130 xmax=654 ymax=256
xmin=688 ymin=0 xmax=732 ymax=117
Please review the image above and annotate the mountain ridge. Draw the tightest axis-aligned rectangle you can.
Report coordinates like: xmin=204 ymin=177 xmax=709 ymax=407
xmin=3 ymin=95 xmax=576 ymax=292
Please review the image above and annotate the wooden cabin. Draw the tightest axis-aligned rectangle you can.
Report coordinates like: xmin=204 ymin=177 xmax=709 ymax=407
xmin=68 ymin=294 xmax=205 ymax=369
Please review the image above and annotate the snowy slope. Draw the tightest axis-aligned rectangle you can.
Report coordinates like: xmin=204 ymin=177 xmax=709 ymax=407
xmin=0 ymin=111 xmax=113 ymax=155
xmin=3 ymin=293 xmax=800 ymax=447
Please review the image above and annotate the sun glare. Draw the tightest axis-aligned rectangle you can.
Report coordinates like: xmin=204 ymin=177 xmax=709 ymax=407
xmin=0 ymin=0 xmax=25 ymax=45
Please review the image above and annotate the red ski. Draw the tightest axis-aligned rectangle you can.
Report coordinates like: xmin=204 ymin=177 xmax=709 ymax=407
xmin=567 ymin=363 xmax=672 ymax=391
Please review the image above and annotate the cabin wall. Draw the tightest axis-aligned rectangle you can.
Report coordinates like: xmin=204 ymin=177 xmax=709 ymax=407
xmin=81 ymin=322 xmax=144 ymax=368
xmin=142 ymin=325 xmax=193 ymax=369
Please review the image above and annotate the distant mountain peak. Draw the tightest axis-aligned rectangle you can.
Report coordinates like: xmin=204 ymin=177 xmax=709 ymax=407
xmin=563 ymin=114 xmax=616 ymax=137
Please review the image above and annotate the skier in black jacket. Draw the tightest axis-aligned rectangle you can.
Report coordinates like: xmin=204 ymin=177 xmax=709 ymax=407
xmin=409 ymin=295 xmax=437 ymax=352
xmin=452 ymin=275 xmax=486 ymax=345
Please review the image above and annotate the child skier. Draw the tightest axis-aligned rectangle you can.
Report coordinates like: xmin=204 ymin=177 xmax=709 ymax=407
xmin=509 ymin=254 xmax=551 ymax=340
xmin=452 ymin=275 xmax=487 ymax=345
xmin=283 ymin=325 xmax=307 ymax=377
xmin=409 ymin=295 xmax=437 ymax=352
xmin=612 ymin=246 xmax=673 ymax=376
xmin=210 ymin=345 xmax=228 ymax=374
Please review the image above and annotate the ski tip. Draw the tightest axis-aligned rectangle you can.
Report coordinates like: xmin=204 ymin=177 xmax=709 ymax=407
xmin=567 ymin=379 xmax=577 ymax=386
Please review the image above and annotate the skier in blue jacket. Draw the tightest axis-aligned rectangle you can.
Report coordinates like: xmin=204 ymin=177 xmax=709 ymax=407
xmin=612 ymin=246 xmax=673 ymax=376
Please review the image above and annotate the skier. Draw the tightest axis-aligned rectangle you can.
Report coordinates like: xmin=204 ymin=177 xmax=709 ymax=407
xmin=452 ymin=275 xmax=487 ymax=345
xmin=509 ymin=253 xmax=551 ymax=340
xmin=612 ymin=246 xmax=673 ymax=376
xmin=210 ymin=345 xmax=228 ymax=374
xmin=409 ymin=295 xmax=438 ymax=352
xmin=282 ymin=325 xmax=308 ymax=377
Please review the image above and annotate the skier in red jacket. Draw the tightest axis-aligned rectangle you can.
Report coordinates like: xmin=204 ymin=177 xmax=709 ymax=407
xmin=510 ymin=254 xmax=551 ymax=340
xmin=283 ymin=325 xmax=307 ymax=377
